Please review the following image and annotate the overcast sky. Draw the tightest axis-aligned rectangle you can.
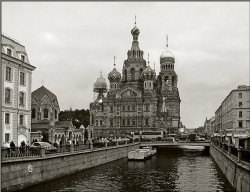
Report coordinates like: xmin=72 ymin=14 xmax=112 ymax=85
xmin=2 ymin=2 xmax=249 ymax=128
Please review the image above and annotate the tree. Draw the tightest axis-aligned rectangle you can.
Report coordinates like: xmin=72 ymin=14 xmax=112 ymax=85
xmin=59 ymin=109 xmax=90 ymax=128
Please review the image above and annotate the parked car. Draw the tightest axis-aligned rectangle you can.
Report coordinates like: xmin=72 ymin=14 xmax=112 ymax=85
xmin=30 ymin=142 xmax=57 ymax=153
xmin=196 ymin=136 xmax=205 ymax=141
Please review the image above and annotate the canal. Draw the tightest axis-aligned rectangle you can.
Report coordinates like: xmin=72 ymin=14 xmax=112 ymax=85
xmin=21 ymin=146 xmax=234 ymax=192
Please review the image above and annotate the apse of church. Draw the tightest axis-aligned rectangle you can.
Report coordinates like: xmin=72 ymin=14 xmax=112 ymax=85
xmin=89 ymin=23 xmax=181 ymax=138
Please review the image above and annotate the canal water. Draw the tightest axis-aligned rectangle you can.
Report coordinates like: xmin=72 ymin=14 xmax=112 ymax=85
xmin=21 ymin=146 xmax=234 ymax=192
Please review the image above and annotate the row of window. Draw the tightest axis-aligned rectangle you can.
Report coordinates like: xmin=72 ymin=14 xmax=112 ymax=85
xmin=5 ymin=89 xmax=26 ymax=105
xmin=110 ymin=104 xmax=150 ymax=112
xmin=95 ymin=119 xmax=150 ymax=126
xmin=6 ymin=66 xmax=26 ymax=85
xmin=5 ymin=113 xmax=25 ymax=125
xmin=31 ymin=108 xmax=58 ymax=119
xmin=6 ymin=48 xmax=25 ymax=61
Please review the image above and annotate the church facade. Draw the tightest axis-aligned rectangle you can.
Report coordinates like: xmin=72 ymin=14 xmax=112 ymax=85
xmin=89 ymin=24 xmax=181 ymax=138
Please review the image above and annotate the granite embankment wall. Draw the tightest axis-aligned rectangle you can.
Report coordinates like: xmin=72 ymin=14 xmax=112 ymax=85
xmin=2 ymin=143 xmax=139 ymax=192
xmin=210 ymin=143 xmax=250 ymax=192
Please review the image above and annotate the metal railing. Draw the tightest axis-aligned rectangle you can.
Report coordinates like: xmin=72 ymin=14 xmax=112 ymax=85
xmin=211 ymin=138 xmax=250 ymax=164
xmin=2 ymin=140 xmax=138 ymax=160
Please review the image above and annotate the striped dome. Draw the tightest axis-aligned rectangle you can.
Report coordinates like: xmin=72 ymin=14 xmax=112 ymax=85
xmin=141 ymin=65 xmax=156 ymax=80
xmin=108 ymin=68 xmax=121 ymax=82
xmin=131 ymin=26 xmax=140 ymax=36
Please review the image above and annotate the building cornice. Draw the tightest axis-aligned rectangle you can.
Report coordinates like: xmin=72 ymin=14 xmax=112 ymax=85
xmin=2 ymin=53 xmax=36 ymax=71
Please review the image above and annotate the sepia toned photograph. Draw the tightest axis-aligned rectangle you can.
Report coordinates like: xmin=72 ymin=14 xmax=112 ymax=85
xmin=1 ymin=2 xmax=249 ymax=192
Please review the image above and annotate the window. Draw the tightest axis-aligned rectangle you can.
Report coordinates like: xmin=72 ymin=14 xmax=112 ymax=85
xmin=5 ymin=113 xmax=10 ymax=124
xmin=122 ymin=119 xmax=125 ymax=126
xmin=20 ymin=115 xmax=24 ymax=125
xmin=20 ymin=72 xmax=25 ymax=85
xmin=5 ymin=133 xmax=10 ymax=142
xmin=6 ymin=67 xmax=11 ymax=81
xmin=145 ymin=119 xmax=149 ymax=126
xmin=239 ymin=93 xmax=242 ymax=98
xmin=7 ymin=48 xmax=12 ymax=56
xmin=123 ymin=106 xmax=125 ymax=111
xmin=5 ymin=88 xmax=11 ymax=102
xmin=239 ymin=121 xmax=242 ymax=128
xmin=55 ymin=110 xmax=57 ymax=119
xmin=127 ymin=119 xmax=130 ymax=126
xmin=32 ymin=109 xmax=36 ymax=119
xmin=128 ymin=106 xmax=130 ymax=111
xmin=132 ymin=105 xmax=136 ymax=111
xmin=100 ymin=120 xmax=103 ymax=126
xmin=44 ymin=109 xmax=48 ymax=118
xmin=19 ymin=92 xmax=24 ymax=105
xmin=239 ymin=111 xmax=242 ymax=118
xmin=131 ymin=68 xmax=135 ymax=81
xmin=96 ymin=120 xmax=98 ymax=126
xmin=132 ymin=119 xmax=136 ymax=126
xmin=110 ymin=106 xmax=113 ymax=112
xmin=110 ymin=119 xmax=113 ymax=126
xmin=239 ymin=102 xmax=242 ymax=107
xmin=145 ymin=104 xmax=149 ymax=111
xmin=21 ymin=55 xmax=25 ymax=62
xmin=165 ymin=76 xmax=169 ymax=84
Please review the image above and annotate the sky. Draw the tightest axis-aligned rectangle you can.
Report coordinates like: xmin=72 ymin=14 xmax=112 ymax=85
xmin=2 ymin=2 xmax=249 ymax=128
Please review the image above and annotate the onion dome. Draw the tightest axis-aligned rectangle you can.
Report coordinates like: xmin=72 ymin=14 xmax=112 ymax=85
xmin=131 ymin=26 xmax=140 ymax=36
xmin=93 ymin=72 xmax=107 ymax=92
xmin=160 ymin=35 xmax=175 ymax=63
xmin=141 ymin=65 xmax=156 ymax=80
xmin=160 ymin=50 xmax=175 ymax=59
xmin=108 ymin=67 xmax=121 ymax=82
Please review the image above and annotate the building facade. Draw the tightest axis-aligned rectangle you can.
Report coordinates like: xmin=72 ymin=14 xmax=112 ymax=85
xmin=1 ymin=34 xmax=36 ymax=146
xmin=31 ymin=86 xmax=87 ymax=144
xmin=204 ymin=116 xmax=215 ymax=136
xmin=89 ymin=24 xmax=181 ymax=138
xmin=215 ymin=85 xmax=250 ymax=134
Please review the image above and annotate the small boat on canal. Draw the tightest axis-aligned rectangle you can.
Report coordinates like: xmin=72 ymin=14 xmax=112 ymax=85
xmin=128 ymin=146 xmax=157 ymax=161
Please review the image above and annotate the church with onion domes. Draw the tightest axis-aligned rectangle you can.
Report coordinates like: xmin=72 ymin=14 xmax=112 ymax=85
xmin=89 ymin=22 xmax=181 ymax=138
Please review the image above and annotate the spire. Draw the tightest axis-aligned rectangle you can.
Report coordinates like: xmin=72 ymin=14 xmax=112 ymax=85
xmin=154 ymin=62 xmax=155 ymax=71
xmin=135 ymin=15 xmax=136 ymax=26
xmin=147 ymin=53 xmax=150 ymax=66
xmin=161 ymin=97 xmax=167 ymax=113
xmin=166 ymin=34 xmax=168 ymax=49
xmin=100 ymin=71 xmax=102 ymax=77
xmin=114 ymin=56 xmax=116 ymax=68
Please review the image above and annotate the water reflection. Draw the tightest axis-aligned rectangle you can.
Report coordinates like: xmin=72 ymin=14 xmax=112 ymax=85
xmin=20 ymin=146 xmax=234 ymax=192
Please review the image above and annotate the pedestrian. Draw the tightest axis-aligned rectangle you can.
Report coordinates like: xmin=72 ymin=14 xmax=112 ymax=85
xmin=10 ymin=141 xmax=16 ymax=156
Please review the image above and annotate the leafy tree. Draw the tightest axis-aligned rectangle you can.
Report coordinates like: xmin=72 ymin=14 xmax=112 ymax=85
xmin=59 ymin=109 xmax=90 ymax=128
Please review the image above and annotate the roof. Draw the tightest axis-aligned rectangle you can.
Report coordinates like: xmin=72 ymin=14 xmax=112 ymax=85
xmin=54 ymin=121 xmax=72 ymax=128
xmin=1 ymin=34 xmax=30 ymax=64
xmin=32 ymin=86 xmax=57 ymax=101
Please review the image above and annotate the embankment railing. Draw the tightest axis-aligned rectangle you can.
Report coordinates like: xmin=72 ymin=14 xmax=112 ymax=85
xmin=211 ymin=138 xmax=250 ymax=164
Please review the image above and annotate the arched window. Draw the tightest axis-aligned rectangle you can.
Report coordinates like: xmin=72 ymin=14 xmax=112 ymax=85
xmin=55 ymin=109 xmax=57 ymax=119
xmin=32 ymin=109 xmax=36 ymax=119
xmin=5 ymin=88 xmax=11 ymax=102
xmin=124 ymin=69 xmax=127 ymax=82
xmin=131 ymin=68 xmax=135 ymax=81
xmin=114 ymin=84 xmax=117 ymax=89
xmin=165 ymin=76 xmax=169 ymax=84
xmin=44 ymin=108 xmax=48 ymax=118
xmin=172 ymin=76 xmax=175 ymax=86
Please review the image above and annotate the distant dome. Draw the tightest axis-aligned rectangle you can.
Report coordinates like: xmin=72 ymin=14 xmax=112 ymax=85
xmin=141 ymin=65 xmax=156 ymax=80
xmin=108 ymin=68 xmax=121 ymax=82
xmin=160 ymin=49 xmax=175 ymax=63
xmin=160 ymin=50 xmax=175 ymax=59
xmin=93 ymin=74 xmax=107 ymax=91
xmin=131 ymin=26 xmax=140 ymax=36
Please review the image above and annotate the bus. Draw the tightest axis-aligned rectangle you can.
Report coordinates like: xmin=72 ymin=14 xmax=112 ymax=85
xmin=133 ymin=131 xmax=164 ymax=140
